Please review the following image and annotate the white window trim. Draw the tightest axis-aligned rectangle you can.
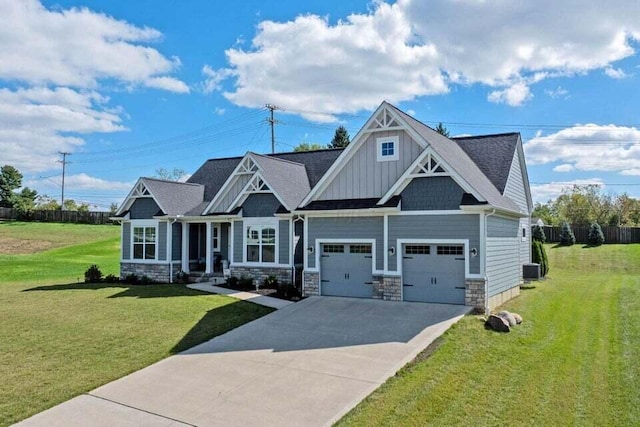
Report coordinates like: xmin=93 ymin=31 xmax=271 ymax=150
xmin=213 ymin=224 xmax=221 ymax=252
xmin=376 ymin=136 xmax=399 ymax=162
xmin=130 ymin=219 xmax=158 ymax=261
xmin=242 ymin=217 xmax=279 ymax=264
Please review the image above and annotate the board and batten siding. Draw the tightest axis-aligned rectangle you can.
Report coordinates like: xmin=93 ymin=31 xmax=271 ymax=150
xmin=129 ymin=198 xmax=161 ymax=219
xmin=213 ymin=174 xmax=251 ymax=212
xmin=503 ymin=143 xmax=529 ymax=213
xmin=317 ymin=130 xmax=422 ymax=200
xmin=387 ymin=214 xmax=480 ymax=273
xmin=486 ymin=215 xmax=521 ymax=297
xmin=157 ymin=222 xmax=167 ymax=261
xmin=400 ymin=176 xmax=465 ymax=211
xmin=279 ymin=220 xmax=290 ymax=265
xmin=233 ymin=220 xmax=243 ymax=262
xmin=172 ymin=222 xmax=181 ymax=261
xmin=122 ymin=222 xmax=131 ymax=259
xmin=307 ymin=216 xmax=384 ymax=270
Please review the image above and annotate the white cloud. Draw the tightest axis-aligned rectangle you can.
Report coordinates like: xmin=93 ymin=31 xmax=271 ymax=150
xmin=487 ymin=83 xmax=532 ymax=106
xmin=553 ymin=164 xmax=574 ymax=172
xmin=604 ymin=67 xmax=629 ymax=79
xmin=0 ymin=0 xmax=186 ymax=91
xmin=524 ymin=124 xmax=640 ymax=175
xmin=545 ymin=86 xmax=569 ymax=99
xmin=145 ymin=77 xmax=190 ymax=94
xmin=213 ymin=107 xmax=226 ymax=115
xmin=201 ymin=65 xmax=235 ymax=94
xmin=531 ymin=178 xmax=605 ymax=203
xmin=206 ymin=0 xmax=640 ymax=119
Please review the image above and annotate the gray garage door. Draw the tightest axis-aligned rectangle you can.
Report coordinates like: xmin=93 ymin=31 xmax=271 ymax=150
xmin=402 ymin=244 xmax=466 ymax=304
xmin=320 ymin=243 xmax=374 ymax=298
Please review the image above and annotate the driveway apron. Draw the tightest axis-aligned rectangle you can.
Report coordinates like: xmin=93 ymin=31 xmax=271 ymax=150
xmin=16 ymin=296 xmax=469 ymax=427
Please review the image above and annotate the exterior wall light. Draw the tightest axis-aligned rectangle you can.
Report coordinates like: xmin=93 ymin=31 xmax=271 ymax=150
xmin=388 ymin=246 xmax=396 ymax=256
xmin=307 ymin=246 xmax=314 ymax=253
xmin=470 ymin=248 xmax=478 ymax=257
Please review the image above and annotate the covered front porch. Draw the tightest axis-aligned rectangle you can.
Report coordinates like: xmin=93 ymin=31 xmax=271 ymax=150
xmin=179 ymin=221 xmax=230 ymax=276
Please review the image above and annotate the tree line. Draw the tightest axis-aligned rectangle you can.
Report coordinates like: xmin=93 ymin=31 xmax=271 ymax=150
xmin=533 ymin=184 xmax=640 ymax=227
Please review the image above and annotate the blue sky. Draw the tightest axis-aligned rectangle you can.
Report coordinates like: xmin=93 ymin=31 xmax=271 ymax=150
xmin=1 ymin=0 xmax=640 ymax=209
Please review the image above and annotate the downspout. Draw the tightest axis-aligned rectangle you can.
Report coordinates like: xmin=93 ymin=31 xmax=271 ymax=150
xmin=168 ymin=217 xmax=179 ymax=283
xmin=484 ymin=209 xmax=496 ymax=315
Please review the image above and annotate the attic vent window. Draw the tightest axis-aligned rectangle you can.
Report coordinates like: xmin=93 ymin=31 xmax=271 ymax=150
xmin=377 ymin=136 xmax=399 ymax=162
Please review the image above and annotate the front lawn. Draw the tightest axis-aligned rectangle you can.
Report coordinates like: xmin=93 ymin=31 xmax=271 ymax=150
xmin=0 ymin=222 xmax=274 ymax=426
xmin=338 ymin=244 xmax=640 ymax=426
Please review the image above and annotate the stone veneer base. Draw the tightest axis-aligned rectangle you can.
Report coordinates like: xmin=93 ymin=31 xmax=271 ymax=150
xmin=120 ymin=262 xmax=181 ymax=283
xmin=230 ymin=266 xmax=293 ymax=286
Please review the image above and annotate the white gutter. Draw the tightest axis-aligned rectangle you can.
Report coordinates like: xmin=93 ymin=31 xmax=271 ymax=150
xmin=483 ymin=208 xmax=496 ymax=315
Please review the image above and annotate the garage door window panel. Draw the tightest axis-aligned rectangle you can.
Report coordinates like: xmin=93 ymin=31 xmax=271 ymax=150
xmin=437 ymin=245 xmax=463 ymax=255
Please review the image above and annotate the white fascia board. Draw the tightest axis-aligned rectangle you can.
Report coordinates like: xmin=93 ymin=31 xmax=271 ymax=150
xmin=116 ymin=178 xmax=142 ymax=216
xmin=460 ymin=204 xmax=525 ymax=218
xmin=203 ymin=152 xmax=259 ymax=215
xmin=292 ymin=207 xmax=399 ymax=217
xmin=517 ymin=137 xmax=534 ymax=214
xmin=227 ymin=171 xmax=291 ymax=213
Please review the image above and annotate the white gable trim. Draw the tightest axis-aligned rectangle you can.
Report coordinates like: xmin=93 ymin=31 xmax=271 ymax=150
xmin=116 ymin=178 xmax=166 ymax=216
xmin=378 ymin=146 xmax=483 ymax=205
xmin=517 ymin=137 xmax=533 ymax=213
xmin=203 ymin=153 xmax=261 ymax=214
xmin=300 ymin=102 xmax=427 ymax=207
xmin=227 ymin=171 xmax=291 ymax=212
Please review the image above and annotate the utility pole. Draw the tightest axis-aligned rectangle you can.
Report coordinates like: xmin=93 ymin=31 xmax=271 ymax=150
xmin=58 ymin=152 xmax=71 ymax=209
xmin=265 ymin=104 xmax=279 ymax=154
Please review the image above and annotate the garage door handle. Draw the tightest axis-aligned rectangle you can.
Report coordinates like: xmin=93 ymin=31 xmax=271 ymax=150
xmin=455 ymin=257 xmax=465 ymax=261
xmin=364 ymin=255 xmax=373 ymax=259
xmin=364 ymin=282 xmax=373 ymax=285
xmin=403 ymin=284 xmax=413 ymax=287
xmin=403 ymin=256 xmax=413 ymax=259
xmin=455 ymin=286 xmax=465 ymax=289
xmin=321 ymin=280 xmax=330 ymax=283
xmin=321 ymin=255 xmax=329 ymax=258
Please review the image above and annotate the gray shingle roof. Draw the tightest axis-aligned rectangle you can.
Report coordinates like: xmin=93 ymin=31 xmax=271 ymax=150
xmin=140 ymin=178 xmax=204 ymax=216
xmin=251 ymin=153 xmax=311 ymax=210
xmin=187 ymin=157 xmax=243 ymax=201
xmin=452 ymin=133 xmax=519 ymax=194
xmin=386 ymin=102 xmax=521 ymax=213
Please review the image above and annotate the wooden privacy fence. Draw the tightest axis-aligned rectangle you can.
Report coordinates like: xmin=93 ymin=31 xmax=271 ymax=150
xmin=0 ymin=207 xmax=114 ymax=225
xmin=542 ymin=225 xmax=640 ymax=244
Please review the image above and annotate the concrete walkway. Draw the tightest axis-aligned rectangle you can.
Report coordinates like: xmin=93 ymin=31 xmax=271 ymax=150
xmin=186 ymin=282 xmax=294 ymax=310
xmin=16 ymin=297 xmax=470 ymax=427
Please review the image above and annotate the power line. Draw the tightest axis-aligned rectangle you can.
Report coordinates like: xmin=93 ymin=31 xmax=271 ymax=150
xmin=265 ymin=104 xmax=281 ymax=154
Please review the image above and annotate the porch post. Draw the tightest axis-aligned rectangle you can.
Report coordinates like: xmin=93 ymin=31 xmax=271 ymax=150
xmin=181 ymin=222 xmax=189 ymax=273
xmin=205 ymin=222 xmax=213 ymax=274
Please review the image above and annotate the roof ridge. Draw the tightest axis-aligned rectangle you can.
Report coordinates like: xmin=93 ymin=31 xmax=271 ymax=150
xmin=270 ymin=147 xmax=345 ymax=156
xmin=250 ymin=151 xmax=307 ymax=168
xmin=141 ymin=177 xmax=202 ymax=186
xmin=452 ymin=132 xmax=520 ymax=140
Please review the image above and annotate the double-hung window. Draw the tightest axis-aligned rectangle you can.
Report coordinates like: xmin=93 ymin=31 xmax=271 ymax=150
xmin=246 ymin=223 xmax=276 ymax=263
xmin=133 ymin=226 xmax=156 ymax=260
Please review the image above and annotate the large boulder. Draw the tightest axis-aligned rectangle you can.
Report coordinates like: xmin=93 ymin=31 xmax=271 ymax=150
xmin=497 ymin=311 xmax=517 ymax=327
xmin=485 ymin=314 xmax=510 ymax=332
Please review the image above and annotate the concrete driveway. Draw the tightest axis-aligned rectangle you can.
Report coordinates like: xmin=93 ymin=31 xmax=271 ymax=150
xmin=17 ymin=296 xmax=469 ymax=427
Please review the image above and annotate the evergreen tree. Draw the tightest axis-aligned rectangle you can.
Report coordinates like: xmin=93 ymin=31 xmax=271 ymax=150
xmin=587 ymin=222 xmax=605 ymax=246
xmin=435 ymin=122 xmax=450 ymax=137
xmin=559 ymin=221 xmax=576 ymax=246
xmin=0 ymin=165 xmax=23 ymax=207
xmin=532 ymin=224 xmax=546 ymax=243
xmin=328 ymin=125 xmax=350 ymax=148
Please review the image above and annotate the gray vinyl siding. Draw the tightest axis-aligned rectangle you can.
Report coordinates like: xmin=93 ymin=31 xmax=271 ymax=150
xmin=388 ymin=214 xmax=480 ymax=273
xmin=122 ymin=222 xmax=131 ymax=259
xmin=219 ymin=223 xmax=229 ymax=261
xmin=486 ymin=237 xmax=521 ymax=296
xmin=503 ymin=144 xmax=529 ymax=213
xmin=233 ymin=220 xmax=243 ymax=262
xmin=172 ymin=222 xmax=181 ymax=261
xmin=279 ymin=220 xmax=290 ymax=264
xmin=318 ymin=130 xmax=422 ymax=200
xmin=307 ymin=216 xmax=384 ymax=270
xmin=487 ymin=215 xmax=519 ymax=238
xmin=129 ymin=198 xmax=161 ymax=219
xmin=400 ymin=176 xmax=464 ymax=210
xmin=243 ymin=193 xmax=282 ymax=217
xmin=157 ymin=222 xmax=167 ymax=261
xmin=519 ymin=217 xmax=531 ymax=273
xmin=213 ymin=174 xmax=251 ymax=212
xmin=294 ymin=220 xmax=304 ymax=266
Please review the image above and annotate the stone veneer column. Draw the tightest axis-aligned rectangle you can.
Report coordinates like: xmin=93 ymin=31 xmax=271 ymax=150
xmin=465 ymin=278 xmax=486 ymax=312
xmin=382 ymin=276 xmax=402 ymax=301
xmin=303 ymin=271 xmax=319 ymax=296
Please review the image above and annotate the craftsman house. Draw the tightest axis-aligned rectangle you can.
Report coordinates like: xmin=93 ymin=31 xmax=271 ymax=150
xmin=116 ymin=102 xmax=532 ymax=311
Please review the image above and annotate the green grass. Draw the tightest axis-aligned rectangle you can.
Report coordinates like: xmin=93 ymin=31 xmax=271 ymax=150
xmin=0 ymin=222 xmax=274 ymax=426
xmin=338 ymin=244 xmax=640 ymax=426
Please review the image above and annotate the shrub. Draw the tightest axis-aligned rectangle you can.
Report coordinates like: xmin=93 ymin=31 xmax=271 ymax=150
xmin=84 ymin=264 xmax=103 ymax=283
xmin=124 ymin=273 xmax=140 ymax=285
xmin=559 ymin=222 xmax=576 ymax=246
xmin=532 ymin=224 xmax=546 ymax=243
xmin=540 ymin=242 xmax=549 ymax=276
xmin=225 ymin=276 xmax=239 ymax=288
xmin=531 ymin=241 xmax=549 ymax=277
xmin=139 ymin=275 xmax=152 ymax=286
xmin=104 ymin=274 xmax=120 ymax=283
xmin=588 ymin=222 xmax=605 ymax=246
xmin=238 ymin=276 xmax=254 ymax=290
xmin=263 ymin=275 xmax=279 ymax=289
xmin=276 ymin=282 xmax=300 ymax=299
xmin=176 ymin=270 xmax=189 ymax=283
